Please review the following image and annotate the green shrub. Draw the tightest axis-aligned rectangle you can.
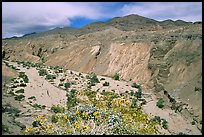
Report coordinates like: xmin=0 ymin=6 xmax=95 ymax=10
xmin=90 ymin=73 xmax=100 ymax=84
xmin=51 ymin=105 xmax=65 ymax=113
xmin=103 ymin=81 xmax=110 ymax=86
xmin=64 ymin=82 xmax=71 ymax=89
xmin=51 ymin=115 xmax=58 ymax=123
xmin=46 ymin=74 xmax=56 ymax=80
xmin=112 ymin=73 xmax=120 ymax=80
xmin=60 ymin=78 xmax=65 ymax=82
xmin=131 ymin=83 xmax=141 ymax=89
xmin=19 ymin=72 xmax=29 ymax=83
xmin=156 ymin=98 xmax=165 ymax=108
xmin=131 ymin=98 xmax=138 ymax=108
xmin=38 ymin=69 xmax=48 ymax=76
xmin=134 ymin=91 xmax=142 ymax=99
xmin=19 ymin=83 xmax=27 ymax=87
xmin=14 ymin=94 xmax=25 ymax=101
xmin=100 ymin=78 xmax=105 ymax=81
xmin=15 ymin=89 xmax=24 ymax=93
xmin=161 ymin=119 xmax=168 ymax=129
xmin=28 ymin=96 xmax=36 ymax=100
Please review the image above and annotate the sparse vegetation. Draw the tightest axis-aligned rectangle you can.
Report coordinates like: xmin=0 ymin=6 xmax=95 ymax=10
xmin=14 ymin=94 xmax=25 ymax=101
xmin=19 ymin=72 xmax=29 ymax=83
xmin=156 ymin=98 xmax=165 ymax=108
xmin=112 ymin=73 xmax=120 ymax=81
xmin=38 ymin=69 xmax=48 ymax=76
xmin=15 ymin=89 xmax=24 ymax=93
xmin=103 ymin=81 xmax=110 ymax=86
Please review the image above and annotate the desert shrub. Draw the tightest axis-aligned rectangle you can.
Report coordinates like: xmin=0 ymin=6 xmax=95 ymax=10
xmin=161 ymin=119 xmax=168 ymax=129
xmin=100 ymin=78 xmax=105 ymax=81
xmin=51 ymin=115 xmax=58 ymax=123
xmin=2 ymin=124 xmax=10 ymax=134
xmin=89 ymin=73 xmax=100 ymax=84
xmin=31 ymin=103 xmax=46 ymax=109
xmin=14 ymin=94 xmax=25 ymax=101
xmin=28 ymin=96 xmax=36 ymax=100
xmin=46 ymin=74 xmax=56 ymax=80
xmin=60 ymin=78 xmax=65 ymax=82
xmin=19 ymin=72 xmax=29 ymax=83
xmin=15 ymin=89 xmax=24 ymax=93
xmin=112 ymin=73 xmax=120 ymax=81
xmin=51 ymin=105 xmax=65 ymax=113
xmin=134 ymin=91 xmax=142 ymax=99
xmin=156 ymin=98 xmax=165 ymax=108
xmin=131 ymin=98 xmax=137 ymax=108
xmin=131 ymin=83 xmax=141 ymax=89
xmin=64 ymin=82 xmax=71 ymax=89
xmin=19 ymin=83 xmax=27 ymax=87
xmin=38 ymin=69 xmax=48 ymax=76
xmin=103 ymin=81 xmax=110 ymax=86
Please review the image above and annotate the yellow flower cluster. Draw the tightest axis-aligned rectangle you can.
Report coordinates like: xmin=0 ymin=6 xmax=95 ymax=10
xmin=83 ymin=126 xmax=88 ymax=131
xmin=24 ymin=127 xmax=32 ymax=133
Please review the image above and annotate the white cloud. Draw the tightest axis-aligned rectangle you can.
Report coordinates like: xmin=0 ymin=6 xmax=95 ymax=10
xmin=2 ymin=2 xmax=111 ymax=38
xmin=2 ymin=2 xmax=202 ymax=38
xmin=122 ymin=2 xmax=202 ymax=22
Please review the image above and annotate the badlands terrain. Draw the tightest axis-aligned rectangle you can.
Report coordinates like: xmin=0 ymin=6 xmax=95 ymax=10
xmin=2 ymin=14 xmax=202 ymax=135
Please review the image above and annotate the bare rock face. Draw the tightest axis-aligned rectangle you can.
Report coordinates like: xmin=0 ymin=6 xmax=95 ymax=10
xmin=2 ymin=15 xmax=202 ymax=120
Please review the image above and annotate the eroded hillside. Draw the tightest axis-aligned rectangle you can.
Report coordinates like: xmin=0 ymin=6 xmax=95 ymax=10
xmin=2 ymin=14 xmax=202 ymax=135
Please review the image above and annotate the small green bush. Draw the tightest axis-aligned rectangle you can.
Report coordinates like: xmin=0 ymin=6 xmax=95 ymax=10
xmin=28 ymin=96 xmax=36 ymax=100
xmin=103 ymin=81 xmax=110 ymax=86
xmin=112 ymin=73 xmax=120 ymax=81
xmin=90 ymin=73 xmax=100 ymax=84
xmin=51 ymin=115 xmax=58 ymax=123
xmin=156 ymin=98 xmax=165 ymax=108
xmin=15 ymin=89 xmax=24 ymax=93
xmin=64 ymin=82 xmax=71 ymax=89
xmin=161 ymin=119 xmax=168 ymax=129
xmin=38 ymin=69 xmax=48 ymax=76
xmin=46 ymin=74 xmax=56 ymax=80
xmin=14 ymin=94 xmax=25 ymax=101
xmin=131 ymin=83 xmax=141 ymax=89
xmin=51 ymin=105 xmax=65 ymax=113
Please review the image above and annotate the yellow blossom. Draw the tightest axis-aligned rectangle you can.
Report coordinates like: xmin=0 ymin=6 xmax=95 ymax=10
xmin=39 ymin=120 xmax=44 ymax=125
xmin=64 ymin=115 xmax=68 ymax=120
xmin=24 ymin=127 xmax=32 ymax=133
xmin=83 ymin=126 xmax=88 ymax=131
xmin=74 ymin=121 xmax=79 ymax=126
xmin=37 ymin=115 xmax=43 ymax=119
xmin=75 ymin=125 xmax=80 ymax=129
xmin=93 ymin=111 xmax=98 ymax=116
xmin=45 ymin=116 xmax=49 ymax=121
xmin=100 ymin=119 xmax=103 ymax=122
xmin=47 ymin=124 xmax=53 ymax=129
xmin=132 ymin=113 xmax=136 ymax=117
xmin=95 ymin=115 xmax=99 ymax=119
xmin=75 ymin=110 xmax=80 ymax=115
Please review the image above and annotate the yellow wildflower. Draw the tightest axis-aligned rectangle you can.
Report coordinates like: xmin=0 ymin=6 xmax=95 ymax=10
xmin=65 ymin=129 xmax=72 ymax=133
xmin=45 ymin=116 xmax=49 ymax=121
xmin=93 ymin=111 xmax=98 ymax=116
xmin=64 ymin=115 xmax=68 ymax=120
xmin=75 ymin=110 xmax=80 ymax=115
xmin=39 ymin=120 xmax=44 ymax=125
xmin=75 ymin=125 xmax=80 ymax=129
xmin=83 ymin=126 xmax=88 ymax=131
xmin=47 ymin=124 xmax=53 ymax=129
xmin=37 ymin=115 xmax=43 ymax=119
xmin=95 ymin=115 xmax=99 ymax=119
xmin=24 ymin=127 xmax=32 ymax=133
xmin=132 ymin=113 xmax=136 ymax=117
xmin=74 ymin=121 xmax=79 ymax=126
xmin=100 ymin=119 xmax=103 ymax=123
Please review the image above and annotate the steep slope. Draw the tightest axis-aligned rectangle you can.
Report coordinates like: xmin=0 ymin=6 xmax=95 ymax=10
xmin=2 ymin=15 xmax=202 ymax=129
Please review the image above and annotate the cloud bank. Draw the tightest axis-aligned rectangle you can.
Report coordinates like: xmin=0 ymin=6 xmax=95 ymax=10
xmin=2 ymin=2 xmax=202 ymax=38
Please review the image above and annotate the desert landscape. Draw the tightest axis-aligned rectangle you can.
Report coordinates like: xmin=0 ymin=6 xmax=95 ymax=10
xmin=2 ymin=2 xmax=202 ymax=135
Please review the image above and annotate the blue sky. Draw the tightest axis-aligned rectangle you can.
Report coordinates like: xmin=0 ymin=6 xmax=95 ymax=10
xmin=2 ymin=2 xmax=202 ymax=38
